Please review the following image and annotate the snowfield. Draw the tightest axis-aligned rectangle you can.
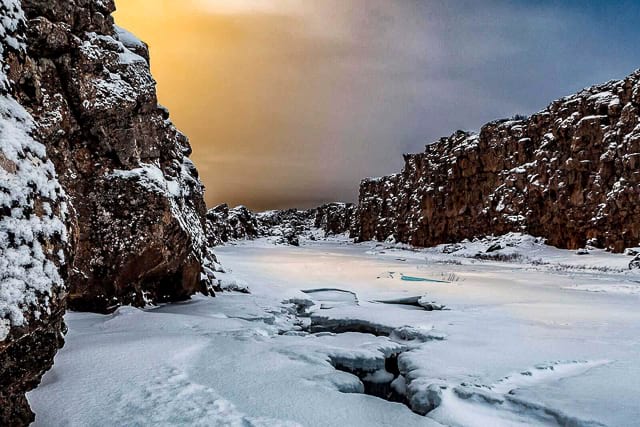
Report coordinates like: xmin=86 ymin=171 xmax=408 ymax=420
xmin=29 ymin=234 xmax=640 ymax=426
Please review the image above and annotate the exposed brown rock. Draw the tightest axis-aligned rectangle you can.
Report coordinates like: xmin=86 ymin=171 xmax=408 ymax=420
xmin=314 ymin=202 xmax=355 ymax=236
xmin=353 ymin=70 xmax=640 ymax=252
xmin=206 ymin=204 xmax=261 ymax=246
xmin=15 ymin=0 xmax=211 ymax=312
xmin=206 ymin=204 xmax=355 ymax=246
xmin=0 ymin=1 xmax=72 ymax=423
xmin=2 ymin=0 xmax=216 ymax=420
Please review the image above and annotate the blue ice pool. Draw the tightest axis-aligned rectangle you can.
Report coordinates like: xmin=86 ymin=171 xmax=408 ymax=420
xmin=400 ymin=274 xmax=449 ymax=283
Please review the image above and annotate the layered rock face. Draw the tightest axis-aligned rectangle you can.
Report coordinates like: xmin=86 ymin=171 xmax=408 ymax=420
xmin=14 ymin=0 xmax=209 ymax=312
xmin=2 ymin=0 xmax=213 ymax=420
xmin=354 ymin=70 xmax=640 ymax=252
xmin=0 ymin=1 xmax=71 ymax=423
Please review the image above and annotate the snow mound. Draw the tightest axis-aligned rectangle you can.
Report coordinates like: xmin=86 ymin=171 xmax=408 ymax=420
xmin=437 ymin=232 xmax=546 ymax=259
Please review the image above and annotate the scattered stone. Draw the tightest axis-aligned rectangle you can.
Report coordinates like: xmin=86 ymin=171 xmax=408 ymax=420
xmin=442 ymin=243 xmax=463 ymax=254
xmin=284 ymin=298 xmax=316 ymax=316
xmin=217 ymin=278 xmax=250 ymax=294
xmin=625 ymin=248 xmax=640 ymax=256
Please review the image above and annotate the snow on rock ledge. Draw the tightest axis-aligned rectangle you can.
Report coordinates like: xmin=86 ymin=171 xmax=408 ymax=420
xmin=0 ymin=96 xmax=68 ymax=326
xmin=15 ymin=0 xmax=212 ymax=312
xmin=354 ymin=69 xmax=640 ymax=252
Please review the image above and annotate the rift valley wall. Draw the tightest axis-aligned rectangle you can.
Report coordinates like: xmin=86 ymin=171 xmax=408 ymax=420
xmin=353 ymin=70 xmax=640 ymax=252
xmin=0 ymin=1 xmax=70 ymax=423
xmin=1 ymin=0 xmax=212 ymax=423
xmin=16 ymin=0 xmax=210 ymax=311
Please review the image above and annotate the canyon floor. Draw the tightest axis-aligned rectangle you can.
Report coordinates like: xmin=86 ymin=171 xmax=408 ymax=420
xmin=27 ymin=235 xmax=640 ymax=427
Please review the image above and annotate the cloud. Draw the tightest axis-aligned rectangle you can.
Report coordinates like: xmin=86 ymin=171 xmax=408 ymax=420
xmin=115 ymin=0 xmax=640 ymax=210
xmin=192 ymin=0 xmax=301 ymax=15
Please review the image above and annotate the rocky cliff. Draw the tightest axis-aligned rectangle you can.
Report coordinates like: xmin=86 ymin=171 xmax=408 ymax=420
xmin=14 ymin=0 xmax=210 ymax=312
xmin=206 ymin=203 xmax=355 ymax=246
xmin=0 ymin=1 xmax=71 ymax=423
xmin=1 ymin=0 xmax=212 ymax=422
xmin=314 ymin=202 xmax=355 ymax=236
xmin=354 ymin=70 xmax=640 ymax=252
xmin=206 ymin=204 xmax=261 ymax=246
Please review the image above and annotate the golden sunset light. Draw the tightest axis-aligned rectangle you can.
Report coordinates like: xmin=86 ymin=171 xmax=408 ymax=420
xmin=3 ymin=1 xmax=640 ymax=425
xmin=114 ymin=0 xmax=338 ymax=210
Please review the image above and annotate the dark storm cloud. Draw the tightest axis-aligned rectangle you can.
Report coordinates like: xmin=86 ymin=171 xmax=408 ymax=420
xmin=116 ymin=0 xmax=640 ymax=210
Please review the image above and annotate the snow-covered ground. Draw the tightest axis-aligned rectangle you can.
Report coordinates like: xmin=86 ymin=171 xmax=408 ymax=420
xmin=29 ymin=234 xmax=640 ymax=426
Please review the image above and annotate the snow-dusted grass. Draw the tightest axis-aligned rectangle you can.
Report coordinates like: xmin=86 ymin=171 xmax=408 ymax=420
xmin=29 ymin=235 xmax=640 ymax=426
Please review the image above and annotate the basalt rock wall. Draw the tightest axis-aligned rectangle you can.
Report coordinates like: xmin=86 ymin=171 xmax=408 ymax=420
xmin=205 ymin=204 xmax=261 ymax=246
xmin=1 ymin=1 xmax=212 ymax=422
xmin=0 ymin=1 xmax=71 ymax=424
xmin=314 ymin=202 xmax=355 ymax=236
xmin=15 ymin=0 xmax=211 ymax=312
xmin=354 ymin=70 xmax=640 ymax=252
xmin=205 ymin=203 xmax=355 ymax=246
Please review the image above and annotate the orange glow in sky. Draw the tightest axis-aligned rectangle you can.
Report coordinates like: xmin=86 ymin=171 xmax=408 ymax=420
xmin=114 ymin=0 xmax=342 ymax=210
xmin=114 ymin=1 xmax=630 ymax=210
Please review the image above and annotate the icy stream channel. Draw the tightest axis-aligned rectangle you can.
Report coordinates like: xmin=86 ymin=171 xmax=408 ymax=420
xmin=29 ymin=236 xmax=640 ymax=426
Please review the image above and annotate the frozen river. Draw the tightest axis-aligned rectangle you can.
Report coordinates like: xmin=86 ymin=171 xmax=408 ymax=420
xmin=29 ymin=236 xmax=640 ymax=426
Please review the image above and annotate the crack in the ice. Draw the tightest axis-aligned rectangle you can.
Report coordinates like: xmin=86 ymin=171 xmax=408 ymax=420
xmin=403 ymin=359 xmax=611 ymax=426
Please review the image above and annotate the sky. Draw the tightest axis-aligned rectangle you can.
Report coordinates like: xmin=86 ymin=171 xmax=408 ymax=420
xmin=114 ymin=0 xmax=640 ymax=211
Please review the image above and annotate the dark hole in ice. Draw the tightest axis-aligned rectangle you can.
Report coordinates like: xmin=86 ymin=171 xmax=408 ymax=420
xmin=385 ymin=354 xmax=400 ymax=377
xmin=331 ymin=352 xmax=408 ymax=406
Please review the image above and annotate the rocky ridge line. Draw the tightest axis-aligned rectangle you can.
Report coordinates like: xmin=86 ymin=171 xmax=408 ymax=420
xmin=353 ymin=69 xmax=640 ymax=252
xmin=206 ymin=202 xmax=355 ymax=247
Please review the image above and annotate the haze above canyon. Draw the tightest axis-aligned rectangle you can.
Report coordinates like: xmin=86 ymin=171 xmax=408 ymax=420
xmin=114 ymin=0 xmax=640 ymax=210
